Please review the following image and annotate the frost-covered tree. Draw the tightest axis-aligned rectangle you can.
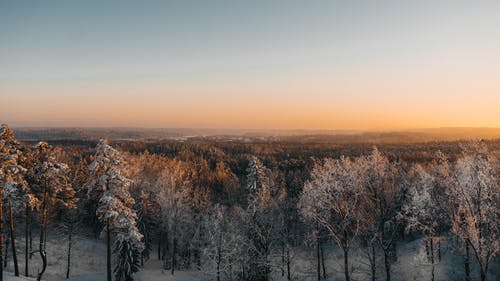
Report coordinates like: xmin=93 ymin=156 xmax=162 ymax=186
xmin=57 ymin=205 xmax=79 ymax=279
xmin=154 ymin=165 xmax=192 ymax=275
xmin=449 ymin=142 xmax=499 ymax=281
xmin=272 ymin=171 xmax=296 ymax=281
xmin=202 ymin=204 xmax=244 ymax=281
xmin=401 ymin=164 xmax=444 ymax=281
xmin=135 ymin=191 xmax=156 ymax=267
xmin=59 ymin=153 xmax=86 ymax=279
xmin=243 ymin=156 xmax=282 ymax=281
xmin=299 ymin=157 xmax=363 ymax=281
xmin=0 ymin=124 xmax=33 ymax=279
xmin=246 ymin=157 xmax=272 ymax=193
xmin=30 ymin=142 xmax=74 ymax=281
xmin=358 ymin=148 xmax=403 ymax=281
xmin=88 ymin=139 xmax=144 ymax=281
xmin=428 ymin=151 xmax=453 ymax=261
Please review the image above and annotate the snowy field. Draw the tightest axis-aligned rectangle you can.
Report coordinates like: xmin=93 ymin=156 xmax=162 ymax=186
xmin=3 ymin=230 xmax=498 ymax=281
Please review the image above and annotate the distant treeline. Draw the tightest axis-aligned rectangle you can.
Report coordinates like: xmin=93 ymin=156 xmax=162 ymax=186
xmin=12 ymin=127 xmax=500 ymax=143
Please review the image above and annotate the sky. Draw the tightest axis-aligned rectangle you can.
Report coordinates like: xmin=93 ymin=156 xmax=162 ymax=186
xmin=1 ymin=0 xmax=499 ymax=130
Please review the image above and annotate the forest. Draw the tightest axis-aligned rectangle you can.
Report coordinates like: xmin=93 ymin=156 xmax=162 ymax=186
xmin=0 ymin=124 xmax=498 ymax=281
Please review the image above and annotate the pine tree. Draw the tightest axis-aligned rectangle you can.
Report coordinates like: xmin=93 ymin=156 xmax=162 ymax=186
xmin=135 ymin=191 xmax=156 ymax=266
xmin=88 ymin=139 xmax=144 ymax=281
xmin=0 ymin=124 xmax=30 ymax=279
xmin=244 ymin=156 xmax=280 ymax=281
xmin=30 ymin=141 xmax=74 ymax=281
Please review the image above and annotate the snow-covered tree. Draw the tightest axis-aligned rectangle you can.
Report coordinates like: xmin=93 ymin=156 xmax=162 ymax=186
xmin=358 ymin=148 xmax=403 ymax=281
xmin=0 ymin=124 xmax=34 ymax=279
xmin=60 ymin=152 xmax=87 ymax=279
xmin=30 ymin=141 xmax=74 ymax=281
xmin=202 ymin=204 xmax=244 ymax=281
xmin=88 ymin=139 xmax=143 ymax=281
xmin=135 ymin=191 xmax=156 ymax=266
xmin=243 ymin=156 xmax=282 ymax=281
xmin=246 ymin=156 xmax=274 ymax=205
xmin=154 ymin=164 xmax=192 ymax=275
xmin=448 ymin=142 xmax=499 ymax=281
xmin=400 ymin=163 xmax=445 ymax=281
xmin=299 ymin=156 xmax=363 ymax=281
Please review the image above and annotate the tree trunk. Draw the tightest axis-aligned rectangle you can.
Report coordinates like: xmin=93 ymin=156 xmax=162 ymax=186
xmin=0 ymin=189 xmax=4 ymax=281
xmin=316 ymin=234 xmax=321 ymax=281
xmin=171 ymin=224 xmax=176 ymax=276
xmin=216 ymin=246 xmax=221 ymax=281
xmin=216 ymin=230 xmax=222 ymax=281
xmin=343 ymin=246 xmax=350 ymax=281
xmin=171 ymin=235 xmax=177 ymax=275
xmin=9 ymin=200 xmax=19 ymax=276
xmin=429 ymin=238 xmax=434 ymax=264
xmin=464 ymin=242 xmax=471 ymax=281
xmin=430 ymin=237 xmax=435 ymax=281
xmin=66 ymin=224 xmax=72 ymax=279
xmin=195 ymin=221 xmax=202 ymax=269
xmin=106 ymin=219 xmax=112 ymax=281
xmin=162 ymin=230 xmax=169 ymax=262
xmin=157 ymin=231 xmax=161 ymax=260
xmin=479 ymin=262 xmax=487 ymax=281
xmin=281 ymin=240 xmax=285 ymax=277
xmin=25 ymin=204 xmax=29 ymax=277
xmin=437 ymin=239 xmax=441 ymax=262
xmin=3 ymin=231 xmax=8 ymax=268
xmin=37 ymin=190 xmax=49 ymax=281
xmin=370 ymin=243 xmax=376 ymax=281
xmin=186 ymin=246 xmax=191 ymax=269
xmin=384 ymin=250 xmax=391 ymax=281
xmin=286 ymin=242 xmax=291 ymax=281
xmin=29 ymin=219 xmax=33 ymax=260
xmin=320 ymin=242 xmax=326 ymax=279
xmin=425 ymin=239 xmax=430 ymax=262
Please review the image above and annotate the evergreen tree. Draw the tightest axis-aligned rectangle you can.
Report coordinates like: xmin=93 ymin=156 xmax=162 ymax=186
xmin=244 ymin=156 xmax=281 ymax=281
xmin=30 ymin=141 xmax=74 ymax=281
xmin=88 ymin=139 xmax=144 ymax=281
xmin=135 ymin=191 xmax=156 ymax=266
xmin=0 ymin=124 xmax=32 ymax=279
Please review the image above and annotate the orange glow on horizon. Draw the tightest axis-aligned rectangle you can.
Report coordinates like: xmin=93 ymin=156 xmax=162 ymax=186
xmin=1 ymin=82 xmax=499 ymax=130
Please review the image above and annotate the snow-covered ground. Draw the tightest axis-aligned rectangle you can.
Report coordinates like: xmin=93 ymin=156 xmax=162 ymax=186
xmin=3 ymin=232 xmax=498 ymax=281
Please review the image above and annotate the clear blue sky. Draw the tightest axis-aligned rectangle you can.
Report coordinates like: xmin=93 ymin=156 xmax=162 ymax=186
xmin=1 ymin=0 xmax=499 ymax=129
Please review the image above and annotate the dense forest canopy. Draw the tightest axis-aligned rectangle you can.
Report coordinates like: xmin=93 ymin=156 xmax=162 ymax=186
xmin=0 ymin=124 xmax=498 ymax=281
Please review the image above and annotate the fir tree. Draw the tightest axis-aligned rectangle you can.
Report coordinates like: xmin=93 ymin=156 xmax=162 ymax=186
xmin=88 ymin=139 xmax=144 ymax=281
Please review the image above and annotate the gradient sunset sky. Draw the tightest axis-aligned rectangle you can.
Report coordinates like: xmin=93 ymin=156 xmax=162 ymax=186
xmin=1 ymin=0 xmax=499 ymax=130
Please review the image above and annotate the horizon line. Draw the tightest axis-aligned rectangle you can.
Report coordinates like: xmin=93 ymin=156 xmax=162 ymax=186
xmin=9 ymin=125 xmax=500 ymax=132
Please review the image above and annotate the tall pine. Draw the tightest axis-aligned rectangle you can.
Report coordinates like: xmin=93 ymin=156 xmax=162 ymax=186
xmin=88 ymin=140 xmax=144 ymax=281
